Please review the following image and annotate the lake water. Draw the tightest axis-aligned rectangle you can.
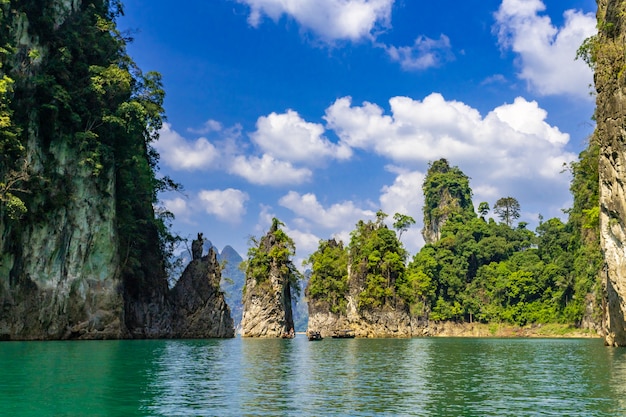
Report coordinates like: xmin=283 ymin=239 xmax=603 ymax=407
xmin=1 ymin=336 xmax=625 ymax=416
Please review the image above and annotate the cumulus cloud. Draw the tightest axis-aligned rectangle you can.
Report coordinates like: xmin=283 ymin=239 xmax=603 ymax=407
xmin=229 ymin=154 xmax=312 ymax=186
xmin=155 ymin=123 xmax=220 ymax=170
xmin=197 ymin=188 xmax=249 ymax=223
xmin=161 ymin=197 xmax=193 ymax=223
xmin=237 ymin=0 xmax=453 ymax=71
xmin=187 ymin=119 xmax=223 ymax=135
xmin=324 ymin=94 xmax=574 ymax=178
xmin=384 ymin=34 xmax=454 ymax=70
xmin=250 ymin=110 xmax=352 ymax=164
xmin=238 ymin=0 xmax=393 ymax=42
xmin=279 ymin=191 xmax=375 ymax=230
xmin=157 ymin=122 xmax=319 ymax=186
xmin=494 ymin=0 xmax=595 ymax=98
xmin=379 ymin=169 xmax=424 ymax=220
xmin=378 ymin=169 xmax=426 ymax=253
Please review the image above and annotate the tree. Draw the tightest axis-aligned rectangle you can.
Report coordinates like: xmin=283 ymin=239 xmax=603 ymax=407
xmin=478 ymin=202 xmax=490 ymax=219
xmin=244 ymin=217 xmax=302 ymax=297
xmin=304 ymin=238 xmax=349 ymax=314
xmin=494 ymin=197 xmax=521 ymax=227
xmin=393 ymin=213 xmax=416 ymax=240
xmin=349 ymin=216 xmax=407 ymax=309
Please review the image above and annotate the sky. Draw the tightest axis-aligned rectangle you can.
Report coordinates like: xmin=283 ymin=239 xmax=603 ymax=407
xmin=118 ymin=0 xmax=598 ymax=264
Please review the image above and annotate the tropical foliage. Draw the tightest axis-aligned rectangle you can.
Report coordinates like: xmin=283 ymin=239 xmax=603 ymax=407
xmin=306 ymin=154 xmax=601 ymax=328
xmin=244 ymin=218 xmax=302 ymax=297
xmin=0 ymin=1 xmax=180 ymax=295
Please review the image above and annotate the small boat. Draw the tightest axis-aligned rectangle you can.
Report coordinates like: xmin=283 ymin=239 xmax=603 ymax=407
xmin=331 ymin=329 xmax=355 ymax=339
xmin=307 ymin=330 xmax=323 ymax=341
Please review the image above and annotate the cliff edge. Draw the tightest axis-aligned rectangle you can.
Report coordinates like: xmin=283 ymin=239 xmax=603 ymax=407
xmin=594 ymin=0 xmax=626 ymax=346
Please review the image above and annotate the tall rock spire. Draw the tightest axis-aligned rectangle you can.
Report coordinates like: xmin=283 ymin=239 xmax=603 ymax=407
xmin=594 ymin=0 xmax=626 ymax=346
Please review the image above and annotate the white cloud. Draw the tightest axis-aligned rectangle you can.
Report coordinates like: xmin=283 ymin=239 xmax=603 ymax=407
xmin=250 ymin=110 xmax=352 ymax=164
xmin=161 ymin=197 xmax=193 ymax=223
xmin=481 ymin=74 xmax=507 ymax=85
xmin=384 ymin=34 xmax=453 ymax=70
xmin=494 ymin=0 xmax=595 ymax=98
xmin=283 ymin=227 xmax=321 ymax=261
xmin=379 ymin=169 xmax=426 ymax=254
xmin=188 ymin=119 xmax=223 ymax=134
xmin=229 ymin=154 xmax=312 ymax=186
xmin=156 ymin=123 xmax=317 ymax=187
xmin=379 ymin=168 xmax=424 ymax=221
xmin=279 ymin=191 xmax=375 ymax=230
xmin=238 ymin=0 xmax=393 ymax=42
xmin=324 ymin=94 xmax=574 ymax=177
xmin=197 ymin=188 xmax=249 ymax=223
xmin=155 ymin=123 xmax=220 ymax=170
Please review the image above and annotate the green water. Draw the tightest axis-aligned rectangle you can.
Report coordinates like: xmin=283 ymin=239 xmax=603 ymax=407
xmin=1 ymin=337 xmax=625 ymax=416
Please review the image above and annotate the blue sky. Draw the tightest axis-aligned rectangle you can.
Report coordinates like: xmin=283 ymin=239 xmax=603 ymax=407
xmin=119 ymin=0 xmax=597 ymax=263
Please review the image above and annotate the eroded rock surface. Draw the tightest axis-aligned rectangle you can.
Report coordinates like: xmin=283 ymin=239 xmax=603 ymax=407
xmin=595 ymin=0 xmax=626 ymax=346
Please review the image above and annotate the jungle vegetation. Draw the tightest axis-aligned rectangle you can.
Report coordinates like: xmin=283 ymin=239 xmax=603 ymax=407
xmin=243 ymin=218 xmax=302 ymax=298
xmin=0 ymin=1 xmax=180 ymax=297
xmin=306 ymin=156 xmax=602 ymax=327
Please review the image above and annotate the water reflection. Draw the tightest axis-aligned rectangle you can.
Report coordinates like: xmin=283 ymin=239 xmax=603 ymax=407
xmin=144 ymin=338 xmax=241 ymax=416
xmin=0 ymin=336 xmax=623 ymax=416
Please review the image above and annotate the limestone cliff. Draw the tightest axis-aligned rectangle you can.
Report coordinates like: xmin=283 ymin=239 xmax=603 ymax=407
xmin=306 ymin=226 xmax=423 ymax=338
xmin=594 ymin=0 xmax=626 ymax=346
xmin=241 ymin=219 xmax=297 ymax=337
xmin=170 ymin=247 xmax=234 ymax=338
xmin=0 ymin=2 xmax=233 ymax=340
xmin=421 ymin=159 xmax=475 ymax=244
xmin=308 ymin=265 xmax=422 ymax=338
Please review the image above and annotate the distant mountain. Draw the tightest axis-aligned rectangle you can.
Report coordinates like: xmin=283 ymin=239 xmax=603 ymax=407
xmin=293 ymin=270 xmax=310 ymax=332
xmin=217 ymin=245 xmax=245 ymax=329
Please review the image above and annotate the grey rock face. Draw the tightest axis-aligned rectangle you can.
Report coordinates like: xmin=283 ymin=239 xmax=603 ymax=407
xmin=241 ymin=264 xmax=294 ymax=337
xmin=595 ymin=0 xmax=626 ymax=346
xmin=170 ymin=248 xmax=235 ymax=338
xmin=307 ymin=266 xmax=419 ymax=338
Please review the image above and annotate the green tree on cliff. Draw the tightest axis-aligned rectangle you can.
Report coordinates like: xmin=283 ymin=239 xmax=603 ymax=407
xmin=305 ymin=239 xmax=349 ymax=314
xmin=494 ymin=197 xmax=521 ymax=227
xmin=422 ymin=158 xmax=476 ymax=243
xmin=349 ymin=212 xmax=408 ymax=310
xmin=0 ymin=0 xmax=180 ymax=309
xmin=244 ymin=218 xmax=302 ymax=297
xmin=393 ymin=212 xmax=416 ymax=241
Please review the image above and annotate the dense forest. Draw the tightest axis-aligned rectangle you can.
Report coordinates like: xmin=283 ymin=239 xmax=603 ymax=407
xmin=0 ymin=0 xmax=180 ymax=284
xmin=306 ymin=153 xmax=602 ymax=328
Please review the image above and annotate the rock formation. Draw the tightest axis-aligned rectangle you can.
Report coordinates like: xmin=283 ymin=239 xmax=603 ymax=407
xmin=594 ymin=0 xmax=626 ymax=346
xmin=0 ymin=2 xmax=233 ymax=340
xmin=306 ymin=229 xmax=423 ymax=338
xmin=241 ymin=219 xmax=297 ymax=338
xmin=421 ymin=159 xmax=474 ymax=244
xmin=170 ymin=247 xmax=234 ymax=338
xmin=308 ymin=265 xmax=423 ymax=338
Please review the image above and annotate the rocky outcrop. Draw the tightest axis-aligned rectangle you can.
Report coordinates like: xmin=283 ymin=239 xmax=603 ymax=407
xmin=240 ymin=269 xmax=294 ymax=337
xmin=308 ymin=265 xmax=423 ymax=338
xmin=240 ymin=220 xmax=296 ymax=337
xmin=0 ymin=2 xmax=234 ymax=340
xmin=0 ymin=159 xmax=124 ymax=340
xmin=594 ymin=0 xmax=626 ymax=346
xmin=308 ymin=304 xmax=422 ymax=338
xmin=421 ymin=159 xmax=474 ymax=244
xmin=170 ymin=247 xmax=234 ymax=338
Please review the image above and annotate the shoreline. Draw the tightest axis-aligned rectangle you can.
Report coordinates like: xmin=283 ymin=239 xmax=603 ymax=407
xmin=424 ymin=321 xmax=601 ymax=338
